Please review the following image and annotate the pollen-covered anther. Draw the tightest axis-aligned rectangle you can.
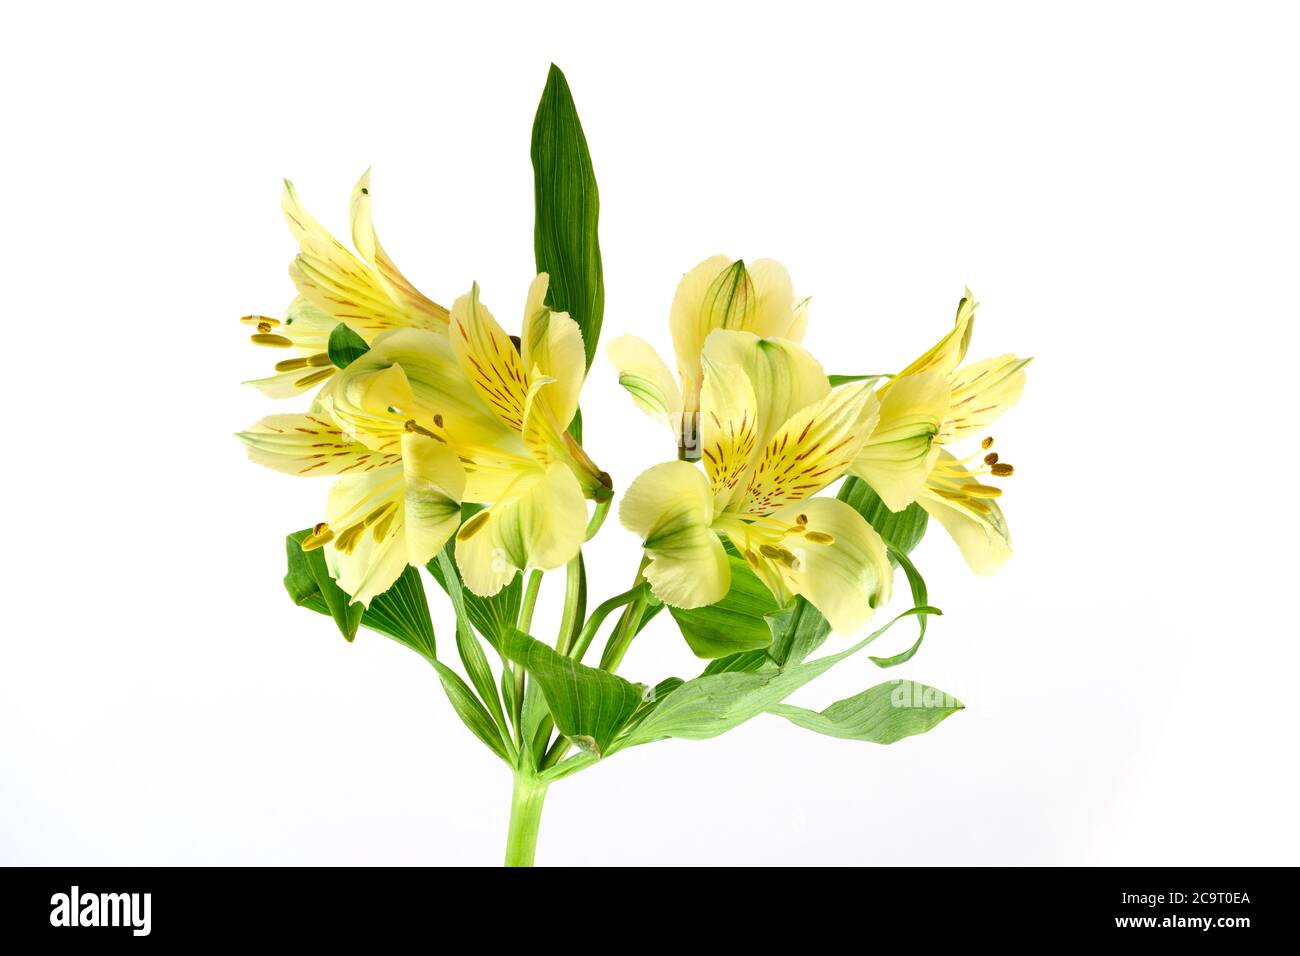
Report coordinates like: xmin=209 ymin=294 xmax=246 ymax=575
xmin=404 ymin=419 xmax=443 ymax=441
xmin=301 ymin=522 xmax=334 ymax=550
xmin=306 ymin=352 xmax=333 ymax=367
xmin=759 ymin=543 xmax=800 ymax=568
xmin=275 ymin=356 xmax=310 ymax=372
xmin=964 ymin=484 xmax=1003 ymax=499
xmin=251 ymin=333 xmax=293 ymax=348
xmin=240 ymin=315 xmax=279 ymax=327
xmin=981 ymin=436 xmax=995 ymax=450
xmin=295 ymin=368 xmax=335 ymax=388
xmin=804 ymin=531 xmax=835 ymax=545
xmin=984 ymin=452 xmax=999 ymax=465
xmin=990 ymin=463 xmax=1015 ymax=477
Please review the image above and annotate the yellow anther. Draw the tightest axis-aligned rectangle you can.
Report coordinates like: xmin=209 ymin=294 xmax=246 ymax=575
xmin=275 ymin=356 xmax=310 ymax=372
xmin=405 ymin=419 xmax=439 ymax=439
xmin=984 ymin=452 xmax=999 ymax=465
xmin=795 ymin=513 xmax=808 ymax=526
xmin=990 ymin=463 xmax=1015 ymax=477
xmin=981 ymin=436 xmax=995 ymax=450
xmin=964 ymin=484 xmax=1003 ymax=498
xmin=804 ymin=531 xmax=835 ymax=545
xmin=251 ymin=333 xmax=293 ymax=348
xmin=372 ymin=508 xmax=397 ymax=542
xmin=306 ymin=352 xmax=333 ymax=367
xmin=301 ymin=522 xmax=334 ymax=550
xmin=295 ymin=368 xmax=335 ymax=388
xmin=459 ymin=510 xmax=490 ymax=540
xmin=240 ymin=315 xmax=279 ymax=327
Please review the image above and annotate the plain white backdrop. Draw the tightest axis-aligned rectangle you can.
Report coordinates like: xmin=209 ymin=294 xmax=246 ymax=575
xmin=1 ymin=1 xmax=1297 ymax=866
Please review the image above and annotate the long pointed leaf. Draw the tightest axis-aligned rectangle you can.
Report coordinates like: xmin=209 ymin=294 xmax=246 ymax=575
xmin=769 ymin=680 xmax=963 ymax=743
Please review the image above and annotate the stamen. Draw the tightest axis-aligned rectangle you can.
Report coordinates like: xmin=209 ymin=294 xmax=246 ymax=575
xmin=405 ymin=419 xmax=440 ymax=439
xmin=334 ymin=523 xmax=367 ymax=554
xmin=759 ymin=544 xmax=800 ymax=568
xmin=275 ymin=357 xmax=310 ymax=372
xmin=796 ymin=513 xmax=808 ymax=526
xmin=984 ymin=452 xmax=999 ymax=465
xmin=981 ymin=436 xmax=994 ymax=450
xmin=295 ymin=368 xmax=335 ymax=388
xmin=257 ymin=321 xmax=273 ymax=334
xmin=306 ymin=352 xmax=333 ymax=367
xmin=251 ymin=333 xmax=293 ymax=348
xmin=301 ymin=522 xmax=334 ymax=550
xmin=804 ymin=531 xmax=835 ymax=545
xmin=240 ymin=315 xmax=279 ymax=327
xmin=372 ymin=507 xmax=397 ymax=542
xmin=433 ymin=414 xmax=444 ymax=428
xmin=990 ymin=463 xmax=1014 ymax=477
xmin=964 ymin=484 xmax=1003 ymax=498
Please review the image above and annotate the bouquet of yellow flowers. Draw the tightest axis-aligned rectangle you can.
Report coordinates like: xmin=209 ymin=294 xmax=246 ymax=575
xmin=237 ymin=65 xmax=1028 ymax=866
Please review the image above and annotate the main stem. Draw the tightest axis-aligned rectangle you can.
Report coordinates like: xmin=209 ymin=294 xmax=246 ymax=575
xmin=504 ymin=772 xmax=549 ymax=867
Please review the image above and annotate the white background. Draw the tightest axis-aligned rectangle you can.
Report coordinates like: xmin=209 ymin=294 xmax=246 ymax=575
xmin=2 ymin=1 xmax=1297 ymax=866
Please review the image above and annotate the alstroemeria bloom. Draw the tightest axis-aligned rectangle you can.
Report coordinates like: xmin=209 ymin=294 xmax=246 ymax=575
xmin=242 ymin=170 xmax=448 ymax=398
xmin=316 ymin=276 xmax=608 ymax=598
xmin=237 ymin=411 xmax=464 ymax=606
xmin=851 ymin=291 xmax=1029 ymax=574
xmin=607 ymin=256 xmax=808 ymax=459
xmin=620 ymin=331 xmax=891 ymax=634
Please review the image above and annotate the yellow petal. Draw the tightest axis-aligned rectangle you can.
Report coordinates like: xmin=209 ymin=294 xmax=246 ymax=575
xmin=606 ymin=334 xmax=682 ymax=426
xmin=852 ymin=372 xmax=949 ymax=511
xmin=742 ymin=259 xmax=799 ymax=339
xmin=322 ymin=464 xmax=409 ymax=606
xmin=619 ymin=461 xmax=729 ymax=609
xmin=348 ymin=169 xmax=449 ymax=327
xmin=400 ymin=431 xmax=465 ymax=566
xmin=455 ymin=463 xmax=587 ymax=597
xmin=739 ymin=381 xmax=880 ymax=514
xmin=741 ymin=498 xmax=893 ymax=634
xmin=942 ymin=354 xmax=1030 ymax=443
xmin=237 ymin=413 xmax=400 ymax=476
xmin=520 ymin=274 xmax=586 ymax=433
xmin=918 ymin=450 xmax=1012 ymax=574
xmin=450 ymin=283 xmax=530 ymax=435
xmin=669 ymin=255 xmax=735 ymax=408
xmin=282 ymin=179 xmax=420 ymax=337
xmin=699 ymin=357 xmax=760 ymax=511
xmin=894 ymin=289 xmax=977 ymax=380
xmin=702 ymin=329 xmax=830 ymax=446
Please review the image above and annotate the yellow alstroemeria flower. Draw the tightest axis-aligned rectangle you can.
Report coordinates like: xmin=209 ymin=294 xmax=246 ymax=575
xmin=317 ymin=275 xmax=608 ymax=598
xmin=851 ymin=290 xmax=1030 ymax=574
xmin=607 ymin=256 xmax=808 ymax=459
xmin=620 ymin=330 xmax=891 ymax=634
xmin=237 ymin=410 xmax=465 ymax=607
xmin=241 ymin=170 xmax=449 ymax=398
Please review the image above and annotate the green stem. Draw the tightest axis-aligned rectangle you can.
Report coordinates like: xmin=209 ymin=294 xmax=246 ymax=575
xmin=598 ymin=592 xmax=650 ymax=672
xmin=512 ymin=570 xmax=544 ymax=748
xmin=555 ymin=555 xmax=585 ymax=656
xmin=568 ymin=585 xmax=642 ymax=662
xmin=585 ymin=498 xmax=611 ymax=540
xmin=503 ymin=772 xmax=549 ymax=867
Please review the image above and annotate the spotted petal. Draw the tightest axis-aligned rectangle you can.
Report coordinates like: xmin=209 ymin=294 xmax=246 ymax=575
xmin=941 ymin=354 xmax=1030 ymax=443
xmin=238 ymin=413 xmax=401 ymax=477
xmin=895 ymin=289 xmax=977 ymax=380
xmin=699 ymin=357 xmax=760 ymax=511
xmin=702 ymin=329 xmax=830 ymax=447
xmin=739 ymin=380 xmax=880 ymax=514
xmin=348 ymin=169 xmax=448 ymax=327
xmin=520 ymin=273 xmax=586 ymax=434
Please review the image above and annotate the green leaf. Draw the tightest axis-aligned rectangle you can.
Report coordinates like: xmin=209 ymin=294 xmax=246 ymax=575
xmin=532 ymin=63 xmax=603 ymax=368
xmin=838 ymin=476 xmax=929 ymax=561
xmin=429 ymin=660 xmax=510 ymax=762
xmin=284 ymin=529 xmax=363 ymax=641
xmin=426 ymin=506 xmax=521 ymax=648
xmin=764 ymin=597 xmax=832 ymax=669
xmin=567 ymin=407 xmax=583 ymax=443
xmin=868 ymin=546 xmax=933 ymax=668
xmin=502 ymin=627 xmax=643 ymax=757
xmin=668 ymin=554 xmax=778 ymax=658
xmin=769 ymin=680 xmax=963 ymax=744
xmin=625 ymin=606 xmax=938 ymax=746
xmin=434 ymin=552 xmax=509 ymax=738
xmin=326 ymin=323 xmax=370 ymax=369
xmin=356 ymin=565 xmax=437 ymax=662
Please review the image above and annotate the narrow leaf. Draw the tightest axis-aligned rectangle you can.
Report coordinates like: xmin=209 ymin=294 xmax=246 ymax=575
xmin=827 ymin=373 xmax=890 ymax=387
xmin=868 ymin=546 xmax=933 ymax=667
xmin=532 ymin=63 xmax=604 ymax=368
xmin=426 ymin=505 xmax=521 ymax=648
xmin=435 ymin=551 xmax=509 ymax=738
xmin=769 ymin=680 xmax=963 ymax=743
xmin=430 ymin=660 xmax=510 ymax=762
